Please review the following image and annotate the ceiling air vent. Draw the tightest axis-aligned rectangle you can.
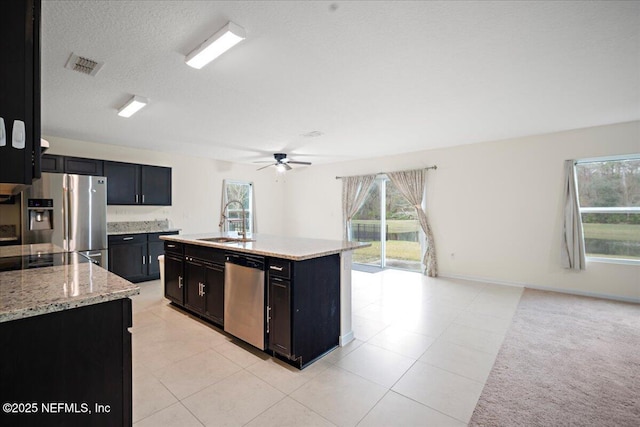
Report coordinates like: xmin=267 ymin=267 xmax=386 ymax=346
xmin=64 ymin=52 xmax=104 ymax=76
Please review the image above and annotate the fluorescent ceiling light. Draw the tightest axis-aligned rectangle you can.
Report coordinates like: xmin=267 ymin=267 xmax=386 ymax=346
xmin=185 ymin=22 xmax=246 ymax=69
xmin=117 ymin=95 xmax=148 ymax=118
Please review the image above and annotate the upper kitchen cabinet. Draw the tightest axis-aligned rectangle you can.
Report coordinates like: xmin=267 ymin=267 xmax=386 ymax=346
xmin=0 ymin=0 xmax=41 ymax=195
xmin=104 ymin=160 xmax=171 ymax=206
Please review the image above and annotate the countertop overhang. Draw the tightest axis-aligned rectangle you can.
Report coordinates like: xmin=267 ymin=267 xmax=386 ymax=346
xmin=0 ymin=244 xmax=139 ymax=323
xmin=161 ymin=233 xmax=371 ymax=261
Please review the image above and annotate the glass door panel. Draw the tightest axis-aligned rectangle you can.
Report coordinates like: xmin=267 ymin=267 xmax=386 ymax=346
xmin=384 ymin=180 xmax=422 ymax=271
xmin=352 ymin=180 xmax=382 ymax=267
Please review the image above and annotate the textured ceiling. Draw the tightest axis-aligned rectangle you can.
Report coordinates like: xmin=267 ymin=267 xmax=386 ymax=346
xmin=41 ymin=1 xmax=640 ymax=165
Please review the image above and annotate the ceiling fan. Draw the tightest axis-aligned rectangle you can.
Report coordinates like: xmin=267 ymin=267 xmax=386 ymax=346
xmin=256 ymin=153 xmax=312 ymax=171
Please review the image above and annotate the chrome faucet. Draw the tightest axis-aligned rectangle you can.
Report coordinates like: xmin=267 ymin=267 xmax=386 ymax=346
xmin=219 ymin=199 xmax=247 ymax=240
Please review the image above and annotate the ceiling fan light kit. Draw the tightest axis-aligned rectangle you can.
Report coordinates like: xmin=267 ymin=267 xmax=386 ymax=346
xmin=256 ymin=153 xmax=312 ymax=172
xmin=185 ymin=21 xmax=246 ymax=69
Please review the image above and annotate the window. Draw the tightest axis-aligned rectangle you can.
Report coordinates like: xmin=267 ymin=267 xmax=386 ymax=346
xmin=575 ymin=156 xmax=640 ymax=262
xmin=352 ymin=177 xmax=422 ymax=271
xmin=221 ymin=180 xmax=254 ymax=235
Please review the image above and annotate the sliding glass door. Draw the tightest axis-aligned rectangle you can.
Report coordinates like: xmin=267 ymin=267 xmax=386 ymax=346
xmin=352 ymin=177 xmax=422 ymax=271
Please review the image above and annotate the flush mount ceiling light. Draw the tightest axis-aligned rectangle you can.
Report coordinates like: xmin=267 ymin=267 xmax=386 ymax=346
xmin=117 ymin=95 xmax=148 ymax=118
xmin=185 ymin=21 xmax=246 ymax=69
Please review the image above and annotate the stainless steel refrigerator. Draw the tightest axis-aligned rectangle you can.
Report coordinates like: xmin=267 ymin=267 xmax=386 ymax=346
xmin=21 ymin=173 xmax=108 ymax=266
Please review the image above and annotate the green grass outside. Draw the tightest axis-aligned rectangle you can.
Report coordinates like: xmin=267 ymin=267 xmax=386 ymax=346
xmin=582 ymin=223 xmax=640 ymax=241
xmin=354 ymin=240 xmax=421 ymax=263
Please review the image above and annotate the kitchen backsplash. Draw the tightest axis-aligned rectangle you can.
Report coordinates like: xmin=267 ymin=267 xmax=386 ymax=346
xmin=107 ymin=219 xmax=174 ymax=234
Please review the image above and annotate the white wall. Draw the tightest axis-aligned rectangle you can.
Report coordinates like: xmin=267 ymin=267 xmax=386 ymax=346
xmin=281 ymin=121 xmax=640 ymax=301
xmin=45 ymin=121 xmax=639 ymax=301
xmin=42 ymin=135 xmax=286 ymax=236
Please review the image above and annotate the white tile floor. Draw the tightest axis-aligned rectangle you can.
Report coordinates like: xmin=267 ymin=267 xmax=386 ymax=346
xmin=131 ymin=269 xmax=524 ymax=426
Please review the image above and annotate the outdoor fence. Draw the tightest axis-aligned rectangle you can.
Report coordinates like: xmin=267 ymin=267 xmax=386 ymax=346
xmin=353 ymin=223 xmax=418 ymax=242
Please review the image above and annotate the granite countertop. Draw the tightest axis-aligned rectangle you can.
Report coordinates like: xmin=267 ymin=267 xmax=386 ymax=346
xmin=107 ymin=219 xmax=180 ymax=236
xmin=161 ymin=232 xmax=371 ymax=261
xmin=0 ymin=244 xmax=139 ymax=323
xmin=0 ymin=243 xmax=67 ymax=258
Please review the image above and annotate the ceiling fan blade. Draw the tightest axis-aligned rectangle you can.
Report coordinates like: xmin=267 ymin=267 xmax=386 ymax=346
xmin=288 ymin=161 xmax=312 ymax=165
xmin=283 ymin=163 xmax=292 ymax=171
xmin=256 ymin=163 xmax=276 ymax=171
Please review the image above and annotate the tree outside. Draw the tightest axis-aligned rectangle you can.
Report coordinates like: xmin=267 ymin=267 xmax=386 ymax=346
xmin=576 ymin=159 xmax=640 ymax=259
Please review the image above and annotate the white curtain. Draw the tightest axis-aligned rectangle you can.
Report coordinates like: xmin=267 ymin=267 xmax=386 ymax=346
xmin=341 ymin=175 xmax=376 ymax=240
xmin=387 ymin=169 xmax=438 ymax=277
xmin=561 ymin=160 xmax=586 ymax=270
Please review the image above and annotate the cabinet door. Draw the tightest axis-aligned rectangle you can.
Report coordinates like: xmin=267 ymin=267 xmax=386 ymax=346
xmin=164 ymin=255 xmax=184 ymax=304
xmin=140 ymin=165 xmax=171 ymax=206
xmin=184 ymin=259 xmax=206 ymax=314
xmin=268 ymin=277 xmax=291 ymax=357
xmin=108 ymin=242 xmax=147 ymax=282
xmin=104 ymin=161 xmax=140 ymax=205
xmin=64 ymin=156 xmax=104 ymax=176
xmin=41 ymin=154 xmax=64 ymax=173
xmin=204 ymin=263 xmax=224 ymax=325
xmin=0 ymin=0 xmax=40 ymax=189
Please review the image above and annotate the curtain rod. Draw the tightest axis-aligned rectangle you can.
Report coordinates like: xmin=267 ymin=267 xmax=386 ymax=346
xmin=335 ymin=165 xmax=437 ymax=180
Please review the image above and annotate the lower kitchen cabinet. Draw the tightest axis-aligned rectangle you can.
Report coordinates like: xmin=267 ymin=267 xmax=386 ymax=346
xmin=267 ymin=254 xmax=341 ymax=369
xmin=164 ymin=252 xmax=184 ymax=305
xmin=184 ymin=246 xmax=225 ymax=325
xmin=108 ymin=231 xmax=178 ymax=282
xmin=0 ymin=298 xmax=133 ymax=426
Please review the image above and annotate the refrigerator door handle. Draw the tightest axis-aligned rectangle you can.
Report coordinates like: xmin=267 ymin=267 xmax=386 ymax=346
xmin=67 ymin=176 xmax=74 ymax=250
xmin=63 ymin=177 xmax=70 ymax=249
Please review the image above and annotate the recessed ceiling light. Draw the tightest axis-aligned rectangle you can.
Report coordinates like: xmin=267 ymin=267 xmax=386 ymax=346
xmin=185 ymin=21 xmax=246 ymax=69
xmin=117 ymin=95 xmax=148 ymax=118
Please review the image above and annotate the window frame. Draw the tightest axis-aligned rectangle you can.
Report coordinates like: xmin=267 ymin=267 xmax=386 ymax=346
xmin=221 ymin=179 xmax=254 ymax=235
xmin=575 ymin=154 xmax=640 ymax=265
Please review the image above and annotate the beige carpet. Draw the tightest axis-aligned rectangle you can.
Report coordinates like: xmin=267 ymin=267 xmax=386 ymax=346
xmin=469 ymin=289 xmax=640 ymax=427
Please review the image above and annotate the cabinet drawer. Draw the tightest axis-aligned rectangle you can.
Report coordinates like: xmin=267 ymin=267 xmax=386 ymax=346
xmin=268 ymin=258 xmax=291 ymax=279
xmin=148 ymin=231 xmax=178 ymax=242
xmin=164 ymin=241 xmax=183 ymax=255
xmin=185 ymin=245 xmax=225 ymax=264
xmin=108 ymin=234 xmax=146 ymax=245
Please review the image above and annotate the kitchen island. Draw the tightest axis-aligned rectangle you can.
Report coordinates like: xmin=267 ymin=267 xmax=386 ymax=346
xmin=161 ymin=233 xmax=368 ymax=368
xmin=0 ymin=243 xmax=139 ymax=426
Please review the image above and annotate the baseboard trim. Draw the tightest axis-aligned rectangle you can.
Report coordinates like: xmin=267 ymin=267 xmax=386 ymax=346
xmin=439 ymin=273 xmax=640 ymax=304
xmin=339 ymin=330 xmax=354 ymax=347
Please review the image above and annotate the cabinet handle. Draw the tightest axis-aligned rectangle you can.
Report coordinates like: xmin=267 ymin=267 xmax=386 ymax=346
xmin=142 ymin=194 xmax=145 ymax=203
xmin=135 ymin=194 xmax=139 ymax=203
xmin=123 ymin=236 xmax=133 ymax=241
xmin=198 ymin=282 xmax=205 ymax=296
xmin=178 ymin=276 xmax=183 ymax=288
xmin=148 ymin=255 xmax=151 ymax=264
xmin=266 ymin=306 xmax=271 ymax=333
xmin=270 ymin=266 xmax=284 ymax=271
xmin=167 ymin=244 xmax=176 ymax=248
xmin=142 ymin=256 xmax=146 ymax=265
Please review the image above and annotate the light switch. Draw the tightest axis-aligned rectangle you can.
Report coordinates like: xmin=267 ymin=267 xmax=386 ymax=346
xmin=12 ymin=120 xmax=26 ymax=149
xmin=0 ymin=118 xmax=6 ymax=146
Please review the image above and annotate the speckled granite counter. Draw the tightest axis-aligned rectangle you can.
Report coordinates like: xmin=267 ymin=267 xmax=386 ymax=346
xmin=107 ymin=219 xmax=180 ymax=236
xmin=0 ymin=244 xmax=139 ymax=323
xmin=161 ymin=232 xmax=370 ymax=261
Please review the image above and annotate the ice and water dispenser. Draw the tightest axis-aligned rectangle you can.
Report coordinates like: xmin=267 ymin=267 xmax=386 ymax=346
xmin=27 ymin=198 xmax=53 ymax=231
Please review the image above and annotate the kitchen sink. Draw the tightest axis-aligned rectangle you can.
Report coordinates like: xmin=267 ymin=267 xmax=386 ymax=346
xmin=197 ymin=237 xmax=255 ymax=244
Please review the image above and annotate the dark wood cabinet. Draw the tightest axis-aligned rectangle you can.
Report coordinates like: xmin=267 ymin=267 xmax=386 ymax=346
xmin=164 ymin=243 xmax=184 ymax=305
xmin=63 ymin=156 xmax=104 ymax=176
xmin=267 ymin=255 xmax=340 ymax=368
xmin=104 ymin=161 xmax=171 ymax=206
xmin=141 ymin=165 xmax=172 ymax=205
xmin=268 ymin=276 xmax=291 ymax=357
xmin=0 ymin=0 xmax=41 ymax=194
xmin=108 ymin=234 xmax=148 ymax=282
xmin=0 ymin=298 xmax=132 ymax=426
xmin=108 ymin=231 xmax=178 ymax=282
xmin=104 ymin=161 xmax=139 ymax=205
xmin=183 ymin=246 xmax=225 ymax=326
xmin=40 ymin=154 xmax=64 ymax=173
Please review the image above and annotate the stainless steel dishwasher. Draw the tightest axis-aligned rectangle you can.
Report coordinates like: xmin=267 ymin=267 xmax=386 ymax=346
xmin=224 ymin=253 xmax=266 ymax=350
